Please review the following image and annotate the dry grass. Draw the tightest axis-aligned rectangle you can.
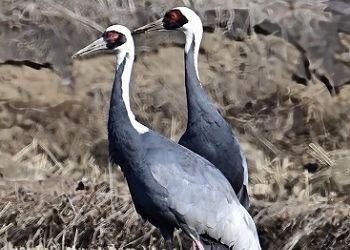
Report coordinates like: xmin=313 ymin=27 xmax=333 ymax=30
xmin=0 ymin=0 xmax=349 ymax=249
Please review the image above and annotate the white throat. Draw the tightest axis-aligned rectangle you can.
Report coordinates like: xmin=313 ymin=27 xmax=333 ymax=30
xmin=172 ymin=7 xmax=203 ymax=82
xmin=185 ymin=31 xmax=201 ymax=81
xmin=117 ymin=48 xmax=149 ymax=134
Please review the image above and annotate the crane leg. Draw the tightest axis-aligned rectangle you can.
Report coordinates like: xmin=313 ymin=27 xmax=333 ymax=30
xmin=160 ymin=227 xmax=174 ymax=250
xmin=192 ymin=239 xmax=205 ymax=250
xmin=178 ymin=223 xmax=205 ymax=250
xmin=165 ymin=238 xmax=173 ymax=250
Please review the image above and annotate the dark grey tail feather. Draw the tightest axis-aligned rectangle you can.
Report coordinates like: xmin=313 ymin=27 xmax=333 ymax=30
xmin=200 ymin=235 xmax=229 ymax=250
xmin=237 ymin=185 xmax=250 ymax=209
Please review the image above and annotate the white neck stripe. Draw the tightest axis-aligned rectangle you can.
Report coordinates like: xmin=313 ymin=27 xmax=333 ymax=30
xmin=184 ymin=30 xmax=202 ymax=85
xmin=181 ymin=8 xmax=203 ymax=84
xmin=117 ymin=49 xmax=149 ymax=134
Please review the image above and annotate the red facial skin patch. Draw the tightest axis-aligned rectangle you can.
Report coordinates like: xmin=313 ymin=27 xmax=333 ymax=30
xmin=105 ymin=31 xmax=120 ymax=44
xmin=167 ymin=10 xmax=181 ymax=22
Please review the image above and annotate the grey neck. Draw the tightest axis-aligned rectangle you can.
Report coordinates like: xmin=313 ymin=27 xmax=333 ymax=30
xmin=108 ymin=55 xmax=143 ymax=170
xmin=184 ymin=36 xmax=214 ymax=120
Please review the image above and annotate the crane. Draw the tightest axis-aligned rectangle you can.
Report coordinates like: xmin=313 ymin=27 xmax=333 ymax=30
xmin=133 ymin=7 xmax=250 ymax=209
xmin=73 ymin=24 xmax=260 ymax=250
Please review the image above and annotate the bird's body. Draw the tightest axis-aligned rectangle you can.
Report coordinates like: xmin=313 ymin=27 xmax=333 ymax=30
xmin=74 ymin=24 xmax=260 ymax=250
xmin=118 ymin=130 xmax=259 ymax=250
xmin=133 ymin=7 xmax=250 ymax=209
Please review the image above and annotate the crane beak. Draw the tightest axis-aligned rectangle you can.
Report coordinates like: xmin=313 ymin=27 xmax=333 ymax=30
xmin=132 ymin=19 xmax=164 ymax=34
xmin=72 ymin=38 xmax=107 ymax=58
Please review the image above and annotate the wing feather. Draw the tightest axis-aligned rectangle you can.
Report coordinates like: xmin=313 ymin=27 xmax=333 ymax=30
xmin=147 ymin=146 xmax=260 ymax=249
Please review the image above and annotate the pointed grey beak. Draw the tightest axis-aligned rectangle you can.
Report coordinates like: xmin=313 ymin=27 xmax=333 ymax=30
xmin=72 ymin=37 xmax=107 ymax=58
xmin=132 ymin=19 xmax=164 ymax=34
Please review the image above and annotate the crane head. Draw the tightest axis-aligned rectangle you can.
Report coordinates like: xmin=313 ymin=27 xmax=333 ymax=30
xmin=73 ymin=25 xmax=133 ymax=58
xmin=133 ymin=7 xmax=202 ymax=35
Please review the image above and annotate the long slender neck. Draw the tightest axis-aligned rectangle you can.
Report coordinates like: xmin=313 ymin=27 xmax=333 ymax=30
xmin=184 ymin=30 xmax=214 ymax=121
xmin=114 ymin=51 xmax=149 ymax=133
xmin=108 ymin=49 xmax=148 ymax=169
xmin=184 ymin=31 xmax=201 ymax=81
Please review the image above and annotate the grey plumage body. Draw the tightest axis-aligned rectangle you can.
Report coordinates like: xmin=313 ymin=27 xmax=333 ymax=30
xmin=122 ymin=131 xmax=259 ymax=249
